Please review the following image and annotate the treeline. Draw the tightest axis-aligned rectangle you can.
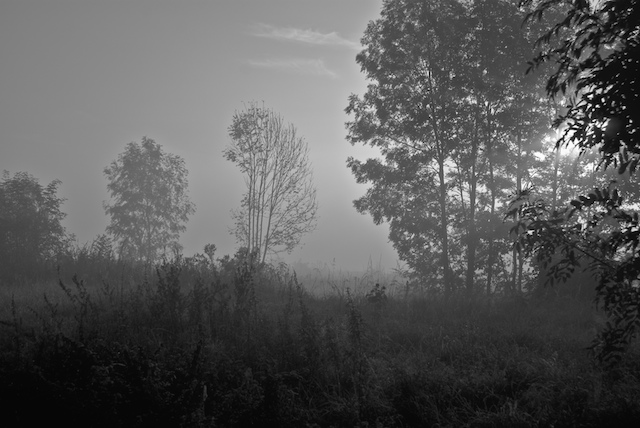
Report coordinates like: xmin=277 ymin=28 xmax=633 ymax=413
xmin=1 ymin=103 xmax=320 ymax=285
xmin=2 ymin=0 xmax=638 ymax=310
xmin=0 ymin=137 xmax=196 ymax=284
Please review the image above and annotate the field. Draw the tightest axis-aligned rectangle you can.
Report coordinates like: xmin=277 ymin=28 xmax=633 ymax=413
xmin=1 ymin=258 xmax=640 ymax=427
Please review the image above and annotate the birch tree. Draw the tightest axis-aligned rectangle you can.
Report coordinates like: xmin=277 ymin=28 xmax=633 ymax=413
xmin=104 ymin=137 xmax=195 ymax=264
xmin=224 ymin=103 xmax=318 ymax=264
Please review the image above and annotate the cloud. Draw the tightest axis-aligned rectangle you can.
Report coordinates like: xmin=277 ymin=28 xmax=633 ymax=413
xmin=247 ymin=58 xmax=338 ymax=78
xmin=252 ymin=24 xmax=360 ymax=50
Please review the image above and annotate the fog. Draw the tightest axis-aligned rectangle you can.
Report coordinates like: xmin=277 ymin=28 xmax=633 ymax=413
xmin=0 ymin=0 xmax=397 ymax=272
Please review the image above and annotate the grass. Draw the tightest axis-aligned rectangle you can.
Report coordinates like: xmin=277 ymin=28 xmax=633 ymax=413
xmin=1 ymin=258 xmax=640 ymax=427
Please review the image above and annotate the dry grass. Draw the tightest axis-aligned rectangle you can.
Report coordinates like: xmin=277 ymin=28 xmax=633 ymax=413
xmin=1 ymin=258 xmax=639 ymax=427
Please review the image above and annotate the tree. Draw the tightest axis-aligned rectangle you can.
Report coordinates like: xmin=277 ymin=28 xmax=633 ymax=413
xmin=510 ymin=0 xmax=640 ymax=364
xmin=224 ymin=102 xmax=318 ymax=265
xmin=453 ymin=0 xmax=551 ymax=294
xmin=523 ymin=0 xmax=640 ymax=167
xmin=104 ymin=137 xmax=195 ymax=264
xmin=346 ymin=0 xmax=470 ymax=295
xmin=0 ymin=171 xmax=69 ymax=280
xmin=346 ymin=0 xmax=549 ymax=295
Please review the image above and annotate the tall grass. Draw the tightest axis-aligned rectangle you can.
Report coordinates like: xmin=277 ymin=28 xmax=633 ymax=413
xmin=1 ymin=256 xmax=639 ymax=427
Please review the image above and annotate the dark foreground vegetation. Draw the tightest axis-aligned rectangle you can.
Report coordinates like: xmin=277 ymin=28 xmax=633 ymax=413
xmin=1 ymin=257 xmax=639 ymax=428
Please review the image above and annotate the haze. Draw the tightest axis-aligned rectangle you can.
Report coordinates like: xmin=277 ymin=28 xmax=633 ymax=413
xmin=0 ymin=0 xmax=399 ymax=271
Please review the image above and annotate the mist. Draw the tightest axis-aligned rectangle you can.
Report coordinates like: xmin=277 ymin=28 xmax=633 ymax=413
xmin=2 ymin=0 xmax=640 ymax=425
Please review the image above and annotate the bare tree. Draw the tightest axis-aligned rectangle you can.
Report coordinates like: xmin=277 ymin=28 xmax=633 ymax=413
xmin=224 ymin=102 xmax=318 ymax=264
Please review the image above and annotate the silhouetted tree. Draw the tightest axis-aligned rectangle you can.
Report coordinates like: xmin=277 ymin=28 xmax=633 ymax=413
xmin=0 ymin=171 xmax=69 ymax=281
xmin=453 ymin=0 xmax=552 ymax=294
xmin=346 ymin=0 xmax=470 ymax=295
xmin=224 ymin=103 xmax=318 ymax=265
xmin=346 ymin=0 xmax=552 ymax=295
xmin=510 ymin=0 xmax=640 ymax=364
xmin=104 ymin=137 xmax=195 ymax=264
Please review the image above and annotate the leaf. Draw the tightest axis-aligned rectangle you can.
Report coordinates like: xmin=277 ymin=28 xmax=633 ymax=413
xmin=618 ymin=159 xmax=628 ymax=174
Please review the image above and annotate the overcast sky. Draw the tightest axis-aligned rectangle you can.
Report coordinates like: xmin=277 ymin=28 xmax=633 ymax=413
xmin=0 ymin=0 xmax=400 ymax=271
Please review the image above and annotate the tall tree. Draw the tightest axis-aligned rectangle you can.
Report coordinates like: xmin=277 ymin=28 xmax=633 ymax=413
xmin=224 ymin=103 xmax=318 ymax=264
xmin=453 ymin=0 xmax=550 ymax=294
xmin=0 ymin=171 xmax=69 ymax=280
xmin=511 ymin=0 xmax=640 ymax=364
xmin=346 ymin=0 xmax=552 ymax=295
xmin=346 ymin=0 xmax=469 ymax=295
xmin=104 ymin=137 xmax=195 ymax=264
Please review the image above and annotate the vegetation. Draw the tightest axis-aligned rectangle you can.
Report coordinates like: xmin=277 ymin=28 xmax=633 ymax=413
xmin=1 ymin=0 xmax=639 ymax=425
xmin=224 ymin=102 xmax=318 ymax=265
xmin=346 ymin=0 xmax=639 ymax=364
xmin=0 ymin=171 xmax=70 ymax=283
xmin=2 ymin=256 xmax=640 ymax=427
xmin=508 ymin=0 xmax=640 ymax=365
xmin=104 ymin=137 xmax=196 ymax=265
xmin=345 ymin=0 xmax=560 ymax=296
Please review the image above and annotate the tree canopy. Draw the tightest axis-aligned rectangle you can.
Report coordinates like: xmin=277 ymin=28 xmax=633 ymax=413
xmin=0 ymin=171 xmax=69 ymax=281
xmin=104 ymin=137 xmax=195 ymax=264
xmin=522 ymin=0 xmax=640 ymax=170
xmin=509 ymin=0 xmax=640 ymax=364
xmin=346 ymin=0 xmax=551 ymax=295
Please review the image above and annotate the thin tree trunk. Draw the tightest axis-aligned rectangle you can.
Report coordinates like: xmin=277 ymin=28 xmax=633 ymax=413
xmin=512 ymin=129 xmax=523 ymax=293
xmin=486 ymin=105 xmax=496 ymax=296
xmin=438 ymin=157 xmax=452 ymax=297
xmin=486 ymin=192 xmax=495 ymax=295
xmin=552 ymin=147 xmax=560 ymax=212
xmin=465 ymin=107 xmax=480 ymax=295
xmin=517 ymin=250 xmax=524 ymax=293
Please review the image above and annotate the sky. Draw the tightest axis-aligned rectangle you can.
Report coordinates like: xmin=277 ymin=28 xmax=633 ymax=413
xmin=0 ymin=0 xmax=400 ymax=272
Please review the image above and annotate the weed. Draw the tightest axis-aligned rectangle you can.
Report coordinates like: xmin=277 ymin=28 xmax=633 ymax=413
xmin=296 ymin=277 xmax=320 ymax=376
xmin=1 ymin=258 xmax=640 ymax=426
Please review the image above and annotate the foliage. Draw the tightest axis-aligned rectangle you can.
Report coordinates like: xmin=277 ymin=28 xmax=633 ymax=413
xmin=508 ymin=183 xmax=640 ymax=365
xmin=512 ymin=0 xmax=640 ymax=365
xmin=224 ymin=102 xmax=318 ymax=265
xmin=63 ymin=234 xmax=115 ymax=276
xmin=103 ymin=137 xmax=195 ymax=264
xmin=522 ymin=0 xmax=640 ymax=169
xmin=0 ymin=170 xmax=69 ymax=282
xmin=345 ymin=0 xmax=552 ymax=295
xmin=346 ymin=0 xmax=467 ymax=294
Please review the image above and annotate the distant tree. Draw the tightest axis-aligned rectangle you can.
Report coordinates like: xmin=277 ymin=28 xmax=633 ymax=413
xmin=0 ymin=171 xmax=69 ymax=280
xmin=510 ymin=0 xmax=640 ymax=364
xmin=89 ymin=233 xmax=115 ymax=262
xmin=104 ymin=137 xmax=195 ymax=264
xmin=224 ymin=103 xmax=318 ymax=265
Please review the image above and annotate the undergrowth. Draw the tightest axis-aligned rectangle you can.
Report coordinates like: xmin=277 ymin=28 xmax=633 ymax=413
xmin=1 ymin=257 xmax=639 ymax=427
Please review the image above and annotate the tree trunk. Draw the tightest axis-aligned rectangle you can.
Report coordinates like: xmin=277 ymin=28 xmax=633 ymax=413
xmin=486 ymin=129 xmax=496 ymax=295
xmin=465 ymin=107 xmax=480 ymax=295
xmin=512 ymin=129 xmax=523 ymax=293
xmin=438 ymin=158 xmax=452 ymax=297
xmin=552 ymin=147 xmax=560 ymax=212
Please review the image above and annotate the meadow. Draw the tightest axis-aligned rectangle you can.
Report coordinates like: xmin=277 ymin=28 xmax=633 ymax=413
xmin=1 ymin=256 xmax=639 ymax=427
